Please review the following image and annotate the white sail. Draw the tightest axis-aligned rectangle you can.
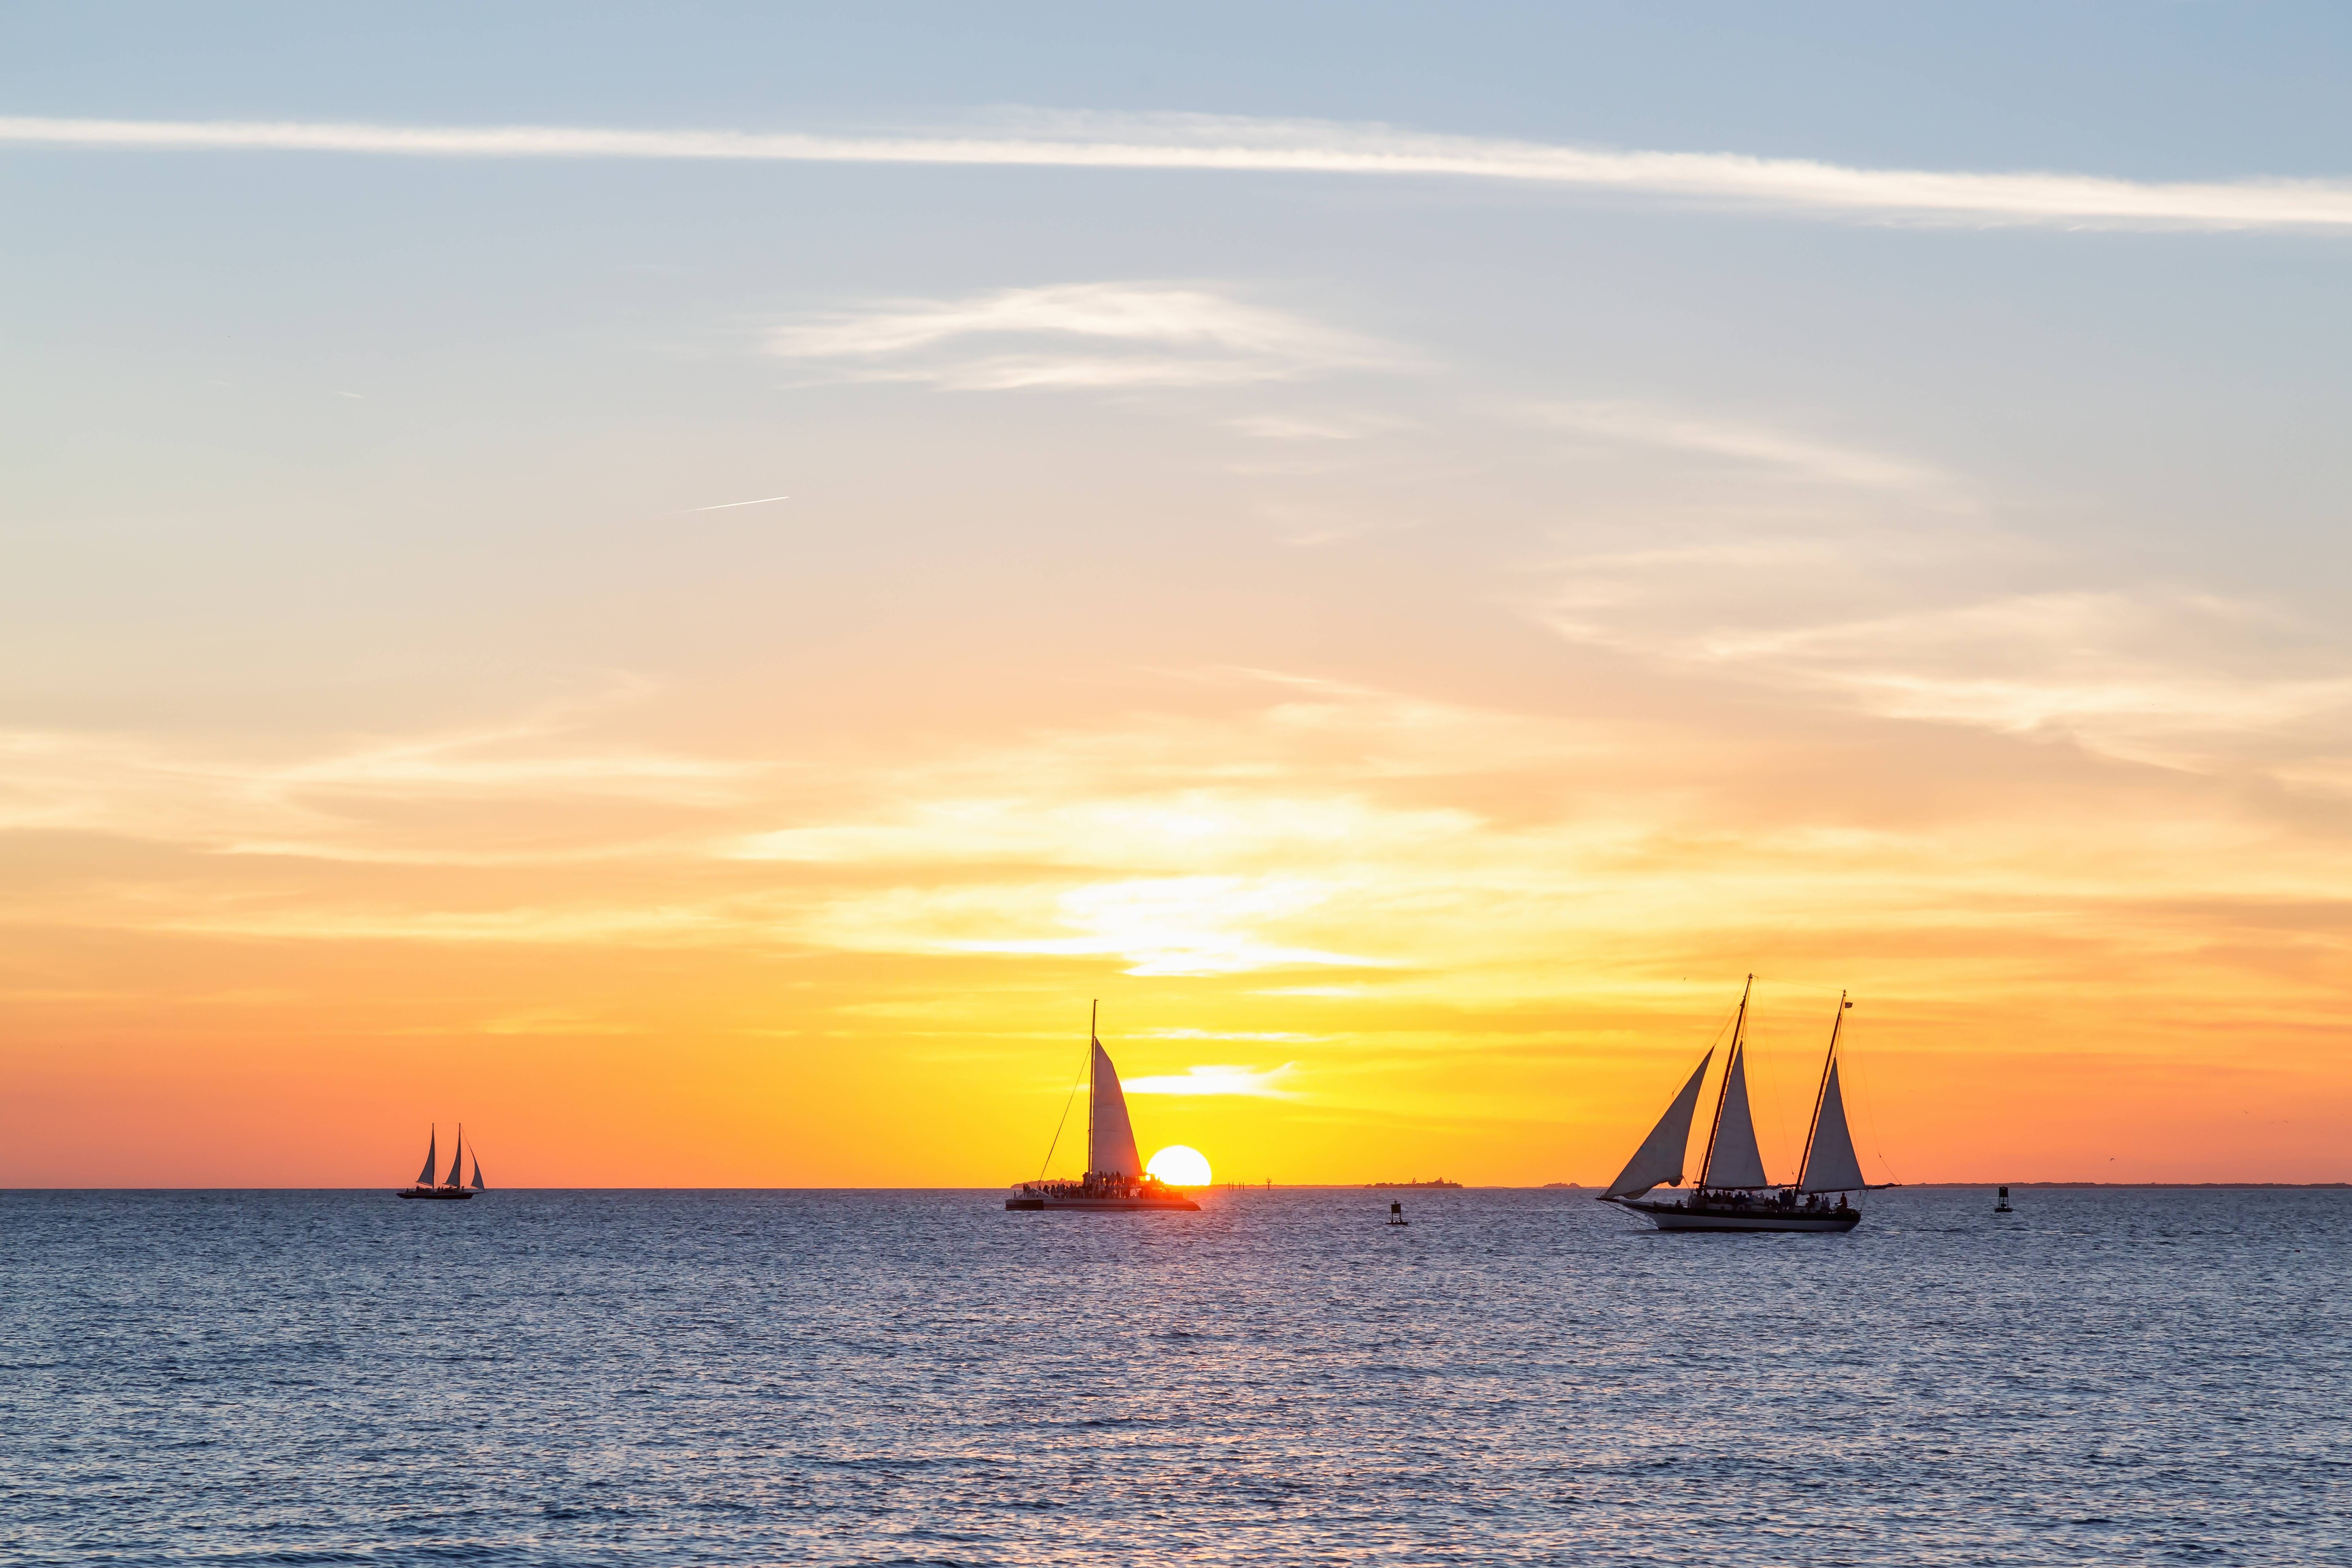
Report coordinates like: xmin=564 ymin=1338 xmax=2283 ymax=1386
xmin=1799 ymin=1059 xmax=1868 ymax=1193
xmin=1087 ymin=1039 xmax=1143 ymax=1178
xmin=1702 ymin=1050 xmax=1771 ymax=1189
xmin=416 ymin=1130 xmax=437 ymax=1186
xmin=1603 ymin=1051 xmax=1712 ymax=1199
xmin=444 ymin=1129 xmax=465 ymax=1188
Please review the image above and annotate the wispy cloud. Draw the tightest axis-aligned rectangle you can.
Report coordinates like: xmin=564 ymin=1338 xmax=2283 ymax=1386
xmin=1136 ymin=1027 xmax=1323 ymax=1042
xmin=477 ymin=1009 xmax=640 ymax=1036
xmin=0 ymin=703 xmax=768 ymax=863
xmin=1536 ymin=401 xmax=1945 ymax=491
xmin=769 ymin=282 xmax=1381 ymax=391
xmin=1693 ymin=590 xmax=2352 ymax=770
xmin=729 ymin=790 xmax=1481 ymax=870
xmin=816 ymin=876 xmax=1392 ymax=978
xmin=1533 ymin=478 xmax=2352 ymax=777
xmin=12 ymin=665 xmax=2352 ymax=1095
xmin=686 ymin=494 xmax=790 ymax=512
xmin=8 ymin=111 xmax=2352 ymax=230
xmin=1508 ymin=389 xmax=2352 ymax=783
xmin=1121 ymin=1062 xmax=1302 ymax=1097
xmin=1229 ymin=414 xmax=1376 ymax=442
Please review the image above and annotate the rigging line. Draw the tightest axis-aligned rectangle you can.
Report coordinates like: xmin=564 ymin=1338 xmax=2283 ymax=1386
xmin=1740 ymin=988 xmax=1799 ymax=1177
xmin=1840 ymin=1012 xmax=1904 ymax=1186
xmin=1036 ymin=1061 xmax=1082 ymax=1181
xmin=1796 ymin=992 xmax=1844 ymax=1186
xmin=1744 ymin=975 xmax=1851 ymax=998
xmin=1036 ymin=1002 xmax=1093 ymax=1181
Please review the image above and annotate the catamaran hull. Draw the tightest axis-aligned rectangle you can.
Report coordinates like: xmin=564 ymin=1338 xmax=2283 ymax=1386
xmin=1005 ymin=1195 xmax=1199 ymax=1212
xmin=1615 ymin=1198 xmax=1857 ymax=1233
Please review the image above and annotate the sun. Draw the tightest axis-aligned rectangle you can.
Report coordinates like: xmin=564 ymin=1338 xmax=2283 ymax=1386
xmin=1146 ymin=1145 xmax=1212 ymax=1186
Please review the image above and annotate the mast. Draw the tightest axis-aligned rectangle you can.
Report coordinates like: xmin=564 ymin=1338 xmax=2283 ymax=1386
xmin=1796 ymin=993 xmax=1848 ymax=1187
xmin=1084 ymin=999 xmax=1098 ymax=1179
xmin=1696 ymin=974 xmax=1751 ymax=1190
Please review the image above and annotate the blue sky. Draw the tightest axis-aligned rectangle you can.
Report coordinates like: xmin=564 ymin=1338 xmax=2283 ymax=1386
xmin=9 ymin=5 xmax=2350 ymax=172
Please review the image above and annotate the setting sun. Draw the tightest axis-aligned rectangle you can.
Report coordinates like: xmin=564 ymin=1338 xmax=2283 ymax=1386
xmin=1146 ymin=1146 xmax=1212 ymax=1186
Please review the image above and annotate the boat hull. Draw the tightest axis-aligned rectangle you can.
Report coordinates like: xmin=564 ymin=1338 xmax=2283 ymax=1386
xmin=1612 ymin=1197 xmax=1858 ymax=1232
xmin=395 ymin=1188 xmax=475 ymax=1200
xmin=1005 ymin=1194 xmax=1199 ymax=1212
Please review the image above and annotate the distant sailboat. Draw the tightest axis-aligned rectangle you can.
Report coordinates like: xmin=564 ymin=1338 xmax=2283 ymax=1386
xmin=1599 ymin=979 xmax=1892 ymax=1232
xmin=1006 ymin=1005 xmax=1200 ymax=1213
xmin=397 ymin=1123 xmax=484 ymax=1200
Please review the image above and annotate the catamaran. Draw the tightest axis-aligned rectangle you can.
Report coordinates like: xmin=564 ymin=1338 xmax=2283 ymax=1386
xmin=397 ymin=1124 xmax=487 ymax=1200
xmin=1599 ymin=978 xmax=1890 ymax=1232
xmin=1006 ymin=1007 xmax=1200 ymax=1212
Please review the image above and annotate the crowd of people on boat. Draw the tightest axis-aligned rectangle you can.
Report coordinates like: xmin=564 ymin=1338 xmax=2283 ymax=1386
xmin=1668 ymin=1188 xmax=1852 ymax=1212
xmin=1016 ymin=1170 xmax=1176 ymax=1200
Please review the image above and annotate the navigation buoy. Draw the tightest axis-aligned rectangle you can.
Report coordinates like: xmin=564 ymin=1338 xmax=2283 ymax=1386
xmin=1994 ymin=1185 xmax=2013 ymax=1213
xmin=1387 ymin=1200 xmax=1409 ymax=1227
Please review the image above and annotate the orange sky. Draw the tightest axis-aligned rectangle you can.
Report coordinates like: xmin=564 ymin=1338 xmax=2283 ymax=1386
xmin=7 ymin=654 xmax=2347 ymax=1186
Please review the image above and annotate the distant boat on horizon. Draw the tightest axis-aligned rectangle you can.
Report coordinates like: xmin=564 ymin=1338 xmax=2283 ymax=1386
xmin=397 ymin=1124 xmax=485 ymax=1201
xmin=1367 ymin=1178 xmax=1463 ymax=1189
xmin=1006 ymin=1006 xmax=1199 ymax=1213
xmin=1599 ymin=978 xmax=1893 ymax=1232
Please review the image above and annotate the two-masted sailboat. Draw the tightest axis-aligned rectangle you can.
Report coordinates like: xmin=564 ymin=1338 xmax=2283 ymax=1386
xmin=1006 ymin=1007 xmax=1200 ymax=1212
xmin=1599 ymin=978 xmax=1889 ymax=1231
xmin=397 ymin=1124 xmax=486 ymax=1200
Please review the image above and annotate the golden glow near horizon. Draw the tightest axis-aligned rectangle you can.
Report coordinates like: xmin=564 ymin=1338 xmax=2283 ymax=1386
xmin=9 ymin=553 xmax=2352 ymax=1190
xmin=1146 ymin=1146 xmax=1213 ymax=1186
xmin=6 ymin=29 xmax=2352 ymax=1189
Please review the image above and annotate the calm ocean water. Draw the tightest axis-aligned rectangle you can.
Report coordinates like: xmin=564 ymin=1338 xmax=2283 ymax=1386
xmin=3 ymin=1188 xmax=2346 ymax=1566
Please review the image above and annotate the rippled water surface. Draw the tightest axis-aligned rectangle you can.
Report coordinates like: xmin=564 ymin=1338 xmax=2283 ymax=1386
xmin=5 ymin=1188 xmax=2347 ymax=1565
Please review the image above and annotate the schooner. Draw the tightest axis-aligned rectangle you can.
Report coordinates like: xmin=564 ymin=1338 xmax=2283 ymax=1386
xmin=1005 ymin=1006 xmax=1200 ymax=1212
xmin=1599 ymin=978 xmax=1889 ymax=1232
xmin=397 ymin=1124 xmax=487 ymax=1200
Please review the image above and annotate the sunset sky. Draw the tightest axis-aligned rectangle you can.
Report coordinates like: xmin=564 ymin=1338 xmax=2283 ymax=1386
xmin=6 ymin=5 xmax=2351 ymax=1186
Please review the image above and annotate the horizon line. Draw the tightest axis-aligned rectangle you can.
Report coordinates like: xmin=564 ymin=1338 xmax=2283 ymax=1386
xmin=6 ymin=1181 xmax=2345 ymax=1192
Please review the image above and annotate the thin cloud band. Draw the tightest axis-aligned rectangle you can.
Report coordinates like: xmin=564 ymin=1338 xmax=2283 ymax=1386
xmin=4 ymin=113 xmax=2350 ymax=230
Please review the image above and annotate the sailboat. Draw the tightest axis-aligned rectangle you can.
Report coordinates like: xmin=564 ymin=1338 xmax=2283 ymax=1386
xmin=1599 ymin=978 xmax=1891 ymax=1232
xmin=1005 ymin=1006 xmax=1200 ymax=1212
xmin=396 ymin=1124 xmax=487 ymax=1200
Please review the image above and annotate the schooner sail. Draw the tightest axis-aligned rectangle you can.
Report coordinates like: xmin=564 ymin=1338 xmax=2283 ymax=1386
xmin=397 ymin=1123 xmax=483 ymax=1200
xmin=1005 ymin=1005 xmax=1200 ymax=1212
xmin=1597 ymin=980 xmax=1891 ymax=1232
xmin=1602 ymin=1051 xmax=1711 ymax=1200
xmin=1700 ymin=1047 xmax=1770 ymax=1190
xmin=1088 ymin=1038 xmax=1143 ymax=1181
xmin=1797 ymin=1000 xmax=1869 ymax=1194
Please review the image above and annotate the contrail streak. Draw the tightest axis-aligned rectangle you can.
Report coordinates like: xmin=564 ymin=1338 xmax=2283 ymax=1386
xmin=4 ymin=112 xmax=2351 ymax=230
xmin=687 ymin=495 xmax=791 ymax=512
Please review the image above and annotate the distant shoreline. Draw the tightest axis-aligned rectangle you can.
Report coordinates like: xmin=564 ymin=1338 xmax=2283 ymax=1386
xmin=1922 ymin=1181 xmax=2352 ymax=1189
